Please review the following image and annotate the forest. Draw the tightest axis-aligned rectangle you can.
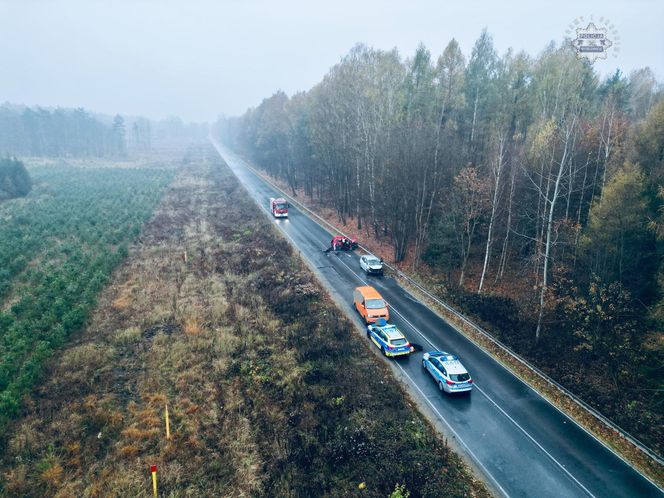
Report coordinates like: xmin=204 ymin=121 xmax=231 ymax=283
xmin=215 ymin=33 xmax=664 ymax=454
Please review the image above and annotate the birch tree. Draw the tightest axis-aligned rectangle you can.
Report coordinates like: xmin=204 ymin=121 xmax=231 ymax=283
xmin=478 ymin=129 xmax=507 ymax=293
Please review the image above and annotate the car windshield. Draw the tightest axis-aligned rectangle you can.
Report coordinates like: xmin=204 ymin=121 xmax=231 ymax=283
xmin=367 ymin=257 xmax=381 ymax=265
xmin=365 ymin=298 xmax=386 ymax=309
xmin=450 ymin=373 xmax=470 ymax=382
xmin=276 ymin=203 xmax=287 ymax=209
xmin=391 ymin=338 xmax=408 ymax=346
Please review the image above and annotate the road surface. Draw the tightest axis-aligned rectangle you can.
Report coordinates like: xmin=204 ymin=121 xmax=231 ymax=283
xmin=211 ymin=140 xmax=662 ymax=498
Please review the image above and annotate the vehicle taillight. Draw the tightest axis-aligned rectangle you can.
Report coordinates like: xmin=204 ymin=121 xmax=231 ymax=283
xmin=387 ymin=345 xmax=394 ymax=350
xmin=468 ymin=379 xmax=473 ymax=383
xmin=446 ymin=379 xmax=454 ymax=385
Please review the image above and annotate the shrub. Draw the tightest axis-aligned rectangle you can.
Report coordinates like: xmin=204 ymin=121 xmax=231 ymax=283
xmin=0 ymin=158 xmax=31 ymax=201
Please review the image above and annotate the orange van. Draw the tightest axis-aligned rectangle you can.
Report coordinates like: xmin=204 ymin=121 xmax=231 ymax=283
xmin=353 ymin=286 xmax=389 ymax=324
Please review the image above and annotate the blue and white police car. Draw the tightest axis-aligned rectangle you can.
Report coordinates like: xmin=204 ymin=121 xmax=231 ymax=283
xmin=367 ymin=319 xmax=414 ymax=357
xmin=422 ymin=351 xmax=473 ymax=393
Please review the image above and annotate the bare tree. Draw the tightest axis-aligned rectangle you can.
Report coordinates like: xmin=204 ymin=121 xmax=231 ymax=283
xmin=478 ymin=130 xmax=507 ymax=293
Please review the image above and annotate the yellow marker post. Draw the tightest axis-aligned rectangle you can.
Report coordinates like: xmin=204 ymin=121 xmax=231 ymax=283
xmin=165 ymin=404 xmax=171 ymax=440
xmin=151 ymin=465 xmax=157 ymax=497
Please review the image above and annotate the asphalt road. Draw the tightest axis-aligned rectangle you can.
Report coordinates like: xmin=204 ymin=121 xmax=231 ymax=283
xmin=211 ymin=140 xmax=663 ymax=498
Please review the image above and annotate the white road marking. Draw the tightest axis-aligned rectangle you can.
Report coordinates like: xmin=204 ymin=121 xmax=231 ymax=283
xmin=394 ymin=362 xmax=511 ymax=498
xmin=474 ymin=384 xmax=596 ymax=498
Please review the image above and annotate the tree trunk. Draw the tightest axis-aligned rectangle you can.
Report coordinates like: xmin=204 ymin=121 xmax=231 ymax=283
xmin=497 ymin=163 xmax=516 ymax=280
xmin=599 ymin=102 xmax=615 ymax=206
xmin=470 ymin=91 xmax=479 ymax=143
xmin=459 ymin=219 xmax=477 ymax=287
xmin=535 ymin=117 xmax=575 ymax=341
xmin=478 ymin=134 xmax=505 ymax=293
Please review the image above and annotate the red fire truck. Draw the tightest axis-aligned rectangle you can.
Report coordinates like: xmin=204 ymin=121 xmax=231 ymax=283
xmin=270 ymin=198 xmax=289 ymax=218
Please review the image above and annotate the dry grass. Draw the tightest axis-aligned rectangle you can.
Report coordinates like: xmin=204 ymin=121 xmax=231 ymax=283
xmin=111 ymin=282 xmax=136 ymax=310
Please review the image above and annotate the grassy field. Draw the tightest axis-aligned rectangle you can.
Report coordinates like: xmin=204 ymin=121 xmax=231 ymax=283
xmin=0 ymin=160 xmax=175 ymax=438
xmin=0 ymin=146 xmax=489 ymax=497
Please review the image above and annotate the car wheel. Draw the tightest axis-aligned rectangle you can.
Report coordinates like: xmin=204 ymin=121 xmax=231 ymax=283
xmin=438 ymin=381 xmax=444 ymax=392
xmin=381 ymin=347 xmax=387 ymax=357
xmin=366 ymin=328 xmax=370 ymax=338
xmin=422 ymin=360 xmax=426 ymax=369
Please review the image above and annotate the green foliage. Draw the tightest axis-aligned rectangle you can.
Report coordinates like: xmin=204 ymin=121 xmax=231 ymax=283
xmin=0 ymin=164 xmax=173 ymax=436
xmin=564 ymin=277 xmax=644 ymax=386
xmin=634 ymin=97 xmax=664 ymax=181
xmin=0 ymin=158 xmax=31 ymax=201
xmin=582 ymin=162 xmax=657 ymax=301
xmin=423 ymin=216 xmax=459 ymax=268
xmin=389 ymin=483 xmax=411 ymax=498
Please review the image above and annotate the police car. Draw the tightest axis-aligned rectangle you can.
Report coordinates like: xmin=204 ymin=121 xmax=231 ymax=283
xmin=367 ymin=319 xmax=414 ymax=357
xmin=422 ymin=351 xmax=473 ymax=393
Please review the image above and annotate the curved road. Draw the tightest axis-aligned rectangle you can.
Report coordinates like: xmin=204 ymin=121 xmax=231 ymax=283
xmin=211 ymin=140 xmax=662 ymax=498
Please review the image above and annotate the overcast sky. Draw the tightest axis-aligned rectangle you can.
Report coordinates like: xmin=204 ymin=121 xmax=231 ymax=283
xmin=1 ymin=0 xmax=662 ymax=122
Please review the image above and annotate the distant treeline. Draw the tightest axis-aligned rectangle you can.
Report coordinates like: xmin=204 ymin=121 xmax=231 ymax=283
xmin=0 ymin=158 xmax=31 ymax=201
xmin=0 ymin=104 xmax=209 ymax=158
xmin=0 ymin=105 xmax=128 ymax=157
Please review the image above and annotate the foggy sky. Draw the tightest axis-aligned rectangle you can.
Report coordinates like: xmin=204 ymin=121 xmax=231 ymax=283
xmin=1 ymin=0 xmax=662 ymax=123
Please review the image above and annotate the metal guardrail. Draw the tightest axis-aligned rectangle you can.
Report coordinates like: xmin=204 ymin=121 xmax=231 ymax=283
xmin=219 ymin=143 xmax=664 ymax=474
